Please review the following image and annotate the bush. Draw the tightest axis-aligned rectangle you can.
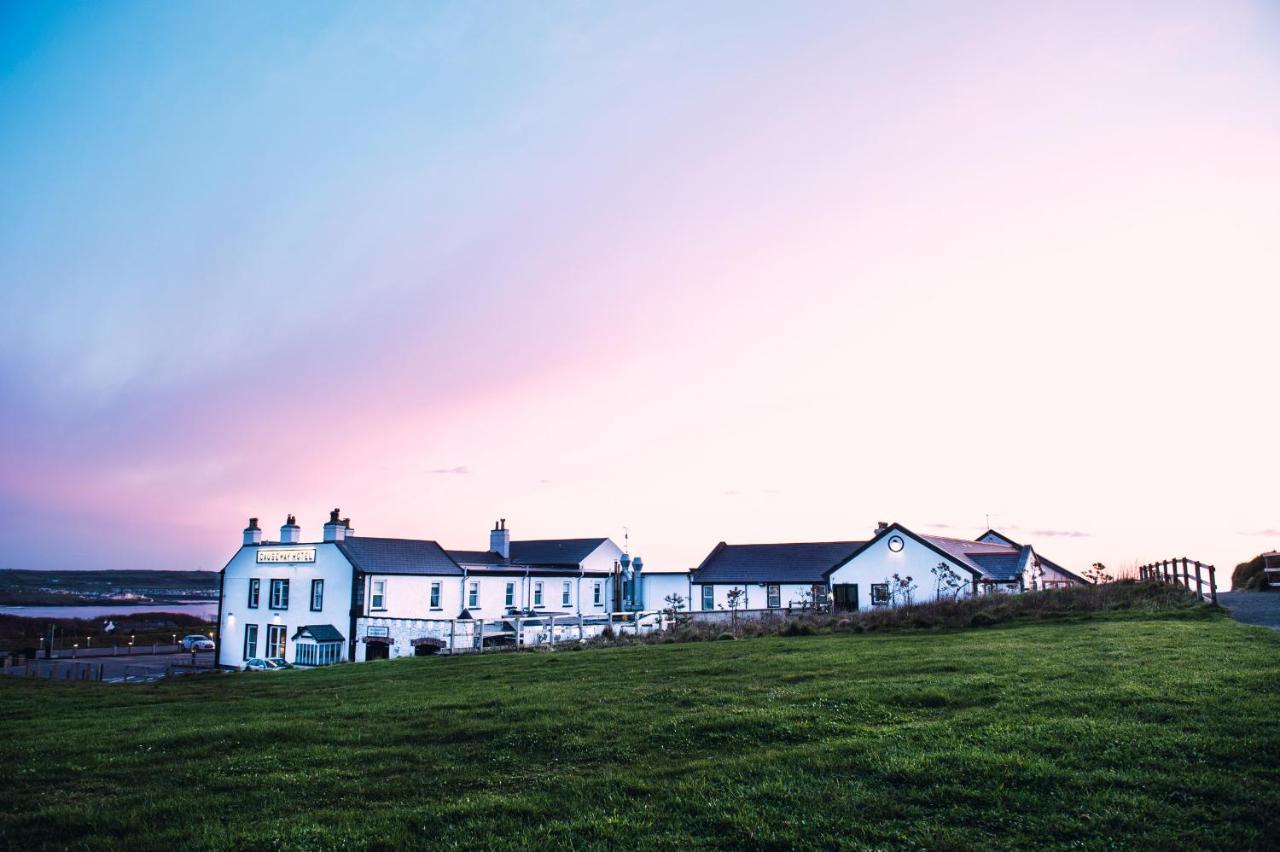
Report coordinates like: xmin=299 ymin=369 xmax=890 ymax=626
xmin=716 ymin=632 xmax=736 ymax=641
xmin=1233 ymin=554 xmax=1274 ymax=591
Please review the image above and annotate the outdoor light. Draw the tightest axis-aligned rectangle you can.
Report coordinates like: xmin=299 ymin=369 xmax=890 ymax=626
xmin=887 ymin=535 xmax=904 ymax=553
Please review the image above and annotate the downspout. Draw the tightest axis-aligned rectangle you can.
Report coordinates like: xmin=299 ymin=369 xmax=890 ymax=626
xmin=214 ymin=567 xmax=226 ymax=669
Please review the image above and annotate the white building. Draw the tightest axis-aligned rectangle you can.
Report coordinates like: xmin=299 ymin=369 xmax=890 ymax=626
xmin=215 ymin=513 xmax=662 ymax=669
xmin=688 ymin=522 xmax=1084 ymax=615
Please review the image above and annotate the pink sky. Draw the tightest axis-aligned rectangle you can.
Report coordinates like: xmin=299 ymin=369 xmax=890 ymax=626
xmin=1 ymin=2 xmax=1278 ymax=576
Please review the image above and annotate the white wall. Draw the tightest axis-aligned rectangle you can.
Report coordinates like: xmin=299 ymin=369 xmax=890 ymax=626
xmin=642 ymin=573 xmax=692 ymax=611
xmin=219 ymin=542 xmax=354 ymax=669
xmin=828 ymin=532 xmax=976 ymax=610
xmin=689 ymin=582 xmax=816 ymax=612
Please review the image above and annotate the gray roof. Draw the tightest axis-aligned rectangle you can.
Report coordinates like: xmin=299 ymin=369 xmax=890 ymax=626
xmin=292 ymin=624 xmax=344 ymax=642
xmin=1036 ymin=553 xmax=1087 ymax=584
xmin=692 ymin=541 xmax=865 ymax=584
xmin=968 ymin=550 xmax=1026 ymax=581
xmin=508 ymin=538 xmax=609 ymax=566
xmin=447 ymin=549 xmax=506 ymax=566
xmin=337 ymin=537 xmax=462 ymax=575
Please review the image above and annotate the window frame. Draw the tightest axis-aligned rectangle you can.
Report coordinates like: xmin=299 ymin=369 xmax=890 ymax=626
xmin=593 ymin=581 xmax=602 ymax=606
xmin=870 ymin=583 xmax=889 ymax=606
xmin=243 ymin=623 xmax=258 ymax=660
xmin=562 ymin=581 xmax=572 ymax=607
xmin=248 ymin=578 xmax=260 ymax=609
xmin=430 ymin=581 xmax=441 ymax=610
xmin=266 ymin=624 xmax=287 ymax=658
xmin=767 ymin=584 xmax=781 ymax=609
xmin=533 ymin=581 xmax=543 ymax=608
xmin=702 ymin=585 xmax=714 ymax=611
xmin=504 ymin=582 xmax=515 ymax=608
xmin=269 ymin=578 xmax=289 ymax=610
xmin=310 ymin=579 xmax=324 ymax=612
xmin=468 ymin=581 xmax=480 ymax=608
xmin=370 ymin=579 xmax=386 ymax=611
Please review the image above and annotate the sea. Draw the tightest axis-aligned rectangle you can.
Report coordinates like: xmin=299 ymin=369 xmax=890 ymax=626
xmin=0 ymin=601 xmax=218 ymax=621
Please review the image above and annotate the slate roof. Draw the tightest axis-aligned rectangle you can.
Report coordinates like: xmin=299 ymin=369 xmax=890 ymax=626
xmin=692 ymin=541 xmax=865 ymax=584
xmin=447 ymin=550 xmax=506 ymax=566
xmin=967 ymin=549 xmax=1029 ymax=581
xmin=292 ymin=624 xmax=344 ymax=642
xmin=921 ymin=535 xmax=1019 ymax=576
xmin=337 ymin=537 xmax=462 ymax=575
xmin=509 ymin=538 xmax=609 ymax=566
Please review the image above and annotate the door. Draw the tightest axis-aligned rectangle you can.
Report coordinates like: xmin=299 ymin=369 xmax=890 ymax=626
xmin=365 ymin=640 xmax=390 ymax=661
xmin=832 ymin=583 xmax=859 ymax=613
xmin=265 ymin=624 xmax=287 ymax=658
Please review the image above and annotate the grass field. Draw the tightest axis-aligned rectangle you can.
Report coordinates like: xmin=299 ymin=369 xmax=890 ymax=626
xmin=1 ymin=608 xmax=1277 ymax=850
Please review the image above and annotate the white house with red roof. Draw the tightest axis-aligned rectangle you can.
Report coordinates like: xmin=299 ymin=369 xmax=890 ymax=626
xmin=689 ymin=522 xmax=1084 ymax=615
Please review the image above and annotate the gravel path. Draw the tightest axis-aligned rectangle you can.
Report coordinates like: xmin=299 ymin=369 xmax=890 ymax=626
xmin=1217 ymin=592 xmax=1280 ymax=631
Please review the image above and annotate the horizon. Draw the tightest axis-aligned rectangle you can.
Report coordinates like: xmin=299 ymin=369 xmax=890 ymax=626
xmin=3 ymin=2 xmax=1279 ymax=577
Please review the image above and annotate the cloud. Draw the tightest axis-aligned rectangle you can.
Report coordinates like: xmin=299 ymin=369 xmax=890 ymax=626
xmin=1239 ymin=529 xmax=1280 ymax=537
xmin=431 ymin=466 xmax=470 ymax=475
xmin=1026 ymin=528 xmax=1088 ymax=538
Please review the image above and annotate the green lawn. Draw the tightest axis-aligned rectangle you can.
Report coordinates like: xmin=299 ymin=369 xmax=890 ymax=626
xmin=1 ymin=610 xmax=1277 ymax=850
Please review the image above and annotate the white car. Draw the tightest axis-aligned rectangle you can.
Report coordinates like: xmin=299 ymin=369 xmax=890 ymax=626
xmin=243 ymin=657 xmax=291 ymax=672
xmin=181 ymin=635 xmax=215 ymax=651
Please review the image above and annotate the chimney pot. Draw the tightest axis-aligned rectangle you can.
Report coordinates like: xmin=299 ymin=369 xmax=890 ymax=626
xmin=490 ymin=519 xmax=511 ymax=559
xmin=243 ymin=517 xmax=263 ymax=546
xmin=280 ymin=514 xmax=301 ymax=544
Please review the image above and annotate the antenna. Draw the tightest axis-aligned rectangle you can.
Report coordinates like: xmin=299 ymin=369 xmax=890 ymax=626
xmin=986 ymin=513 xmax=991 ymax=530
xmin=623 ymin=525 xmax=630 ymax=555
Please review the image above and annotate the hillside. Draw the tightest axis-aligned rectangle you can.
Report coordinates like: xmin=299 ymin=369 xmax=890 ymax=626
xmin=1 ymin=609 xmax=1277 ymax=849
xmin=0 ymin=569 xmax=219 ymax=606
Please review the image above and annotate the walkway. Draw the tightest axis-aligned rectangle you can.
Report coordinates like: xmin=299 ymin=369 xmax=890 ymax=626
xmin=1217 ymin=592 xmax=1280 ymax=631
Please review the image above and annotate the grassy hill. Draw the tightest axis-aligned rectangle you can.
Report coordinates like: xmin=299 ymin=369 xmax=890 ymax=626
xmin=1 ymin=608 xmax=1277 ymax=849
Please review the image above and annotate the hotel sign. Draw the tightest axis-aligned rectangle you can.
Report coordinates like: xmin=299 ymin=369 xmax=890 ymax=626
xmin=256 ymin=548 xmax=316 ymax=564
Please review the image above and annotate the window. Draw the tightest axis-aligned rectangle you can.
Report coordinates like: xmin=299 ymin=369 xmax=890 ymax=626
xmin=767 ymin=584 xmax=781 ymax=608
xmin=310 ymin=579 xmax=324 ymax=611
xmin=295 ymin=641 xmax=341 ymax=666
xmin=269 ymin=579 xmax=289 ymax=610
xmin=534 ymin=581 xmax=543 ymax=607
xmin=243 ymin=624 xmax=258 ymax=659
xmin=504 ymin=582 xmax=515 ymax=608
xmin=248 ymin=578 xmax=260 ymax=609
xmin=266 ymin=624 xmax=286 ymax=658
xmin=562 ymin=581 xmax=572 ymax=607
xmin=871 ymin=583 xmax=889 ymax=606
xmin=702 ymin=585 xmax=714 ymax=610
xmin=593 ymin=581 xmax=602 ymax=606
xmin=468 ymin=581 xmax=479 ymax=608
xmin=430 ymin=582 xmax=441 ymax=609
xmin=370 ymin=579 xmax=385 ymax=610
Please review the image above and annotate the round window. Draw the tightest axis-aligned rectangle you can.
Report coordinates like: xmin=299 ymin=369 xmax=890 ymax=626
xmin=887 ymin=535 xmax=904 ymax=552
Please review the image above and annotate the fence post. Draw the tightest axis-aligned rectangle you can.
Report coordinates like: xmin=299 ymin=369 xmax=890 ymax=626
xmin=578 ymin=614 xmax=584 ymax=642
xmin=549 ymin=615 xmax=556 ymax=646
xmin=514 ymin=616 xmax=522 ymax=649
xmin=1208 ymin=565 xmax=1218 ymax=605
xmin=1194 ymin=561 xmax=1204 ymax=600
xmin=477 ymin=619 xmax=484 ymax=653
xmin=449 ymin=619 xmax=456 ymax=653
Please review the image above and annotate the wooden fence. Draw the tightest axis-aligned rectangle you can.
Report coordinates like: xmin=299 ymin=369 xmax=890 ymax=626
xmin=1139 ymin=558 xmax=1218 ymax=605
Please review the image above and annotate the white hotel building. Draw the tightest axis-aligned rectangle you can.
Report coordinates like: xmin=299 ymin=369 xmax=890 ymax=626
xmin=215 ymin=512 xmax=677 ymax=670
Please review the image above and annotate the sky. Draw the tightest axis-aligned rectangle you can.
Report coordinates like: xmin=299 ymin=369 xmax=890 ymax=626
xmin=1 ymin=1 xmax=1278 ymax=577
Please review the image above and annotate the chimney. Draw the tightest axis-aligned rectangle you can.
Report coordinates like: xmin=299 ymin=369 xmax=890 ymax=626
xmin=342 ymin=517 xmax=354 ymax=539
xmin=280 ymin=514 xmax=300 ymax=544
xmin=876 ymin=521 xmax=889 ymax=535
xmin=243 ymin=517 xmax=262 ymax=546
xmin=489 ymin=518 xmax=510 ymax=559
xmin=323 ymin=508 xmax=346 ymax=542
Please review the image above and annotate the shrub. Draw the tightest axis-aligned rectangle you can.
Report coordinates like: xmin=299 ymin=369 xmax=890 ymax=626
xmin=716 ymin=632 xmax=736 ymax=641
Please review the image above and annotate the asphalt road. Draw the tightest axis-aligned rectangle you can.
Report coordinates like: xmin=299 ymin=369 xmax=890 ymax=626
xmin=1217 ymin=592 xmax=1280 ymax=631
xmin=3 ymin=650 xmax=217 ymax=682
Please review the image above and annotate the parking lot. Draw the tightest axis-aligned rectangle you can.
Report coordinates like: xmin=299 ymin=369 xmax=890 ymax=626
xmin=3 ymin=649 xmax=218 ymax=683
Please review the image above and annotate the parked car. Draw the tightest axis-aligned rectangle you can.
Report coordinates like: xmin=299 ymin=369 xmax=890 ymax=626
xmin=243 ymin=657 xmax=274 ymax=671
xmin=265 ymin=657 xmax=293 ymax=670
xmin=181 ymin=635 xmax=215 ymax=651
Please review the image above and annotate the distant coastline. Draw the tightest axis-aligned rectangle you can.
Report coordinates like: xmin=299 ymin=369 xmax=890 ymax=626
xmin=0 ymin=569 xmax=219 ymax=608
